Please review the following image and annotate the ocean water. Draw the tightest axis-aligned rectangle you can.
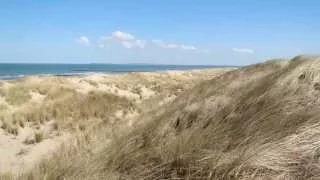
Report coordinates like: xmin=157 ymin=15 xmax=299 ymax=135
xmin=0 ymin=63 xmax=229 ymax=80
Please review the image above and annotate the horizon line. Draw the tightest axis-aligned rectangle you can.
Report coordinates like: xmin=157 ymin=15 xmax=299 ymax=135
xmin=0 ymin=62 xmax=240 ymax=67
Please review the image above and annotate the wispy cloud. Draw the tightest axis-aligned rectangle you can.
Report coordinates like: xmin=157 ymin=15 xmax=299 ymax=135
xmin=85 ymin=31 xmax=207 ymax=52
xmin=181 ymin=45 xmax=197 ymax=50
xmin=167 ymin=43 xmax=179 ymax=49
xmin=151 ymin=39 xmax=167 ymax=48
xmin=134 ymin=40 xmax=147 ymax=48
xmin=120 ymin=39 xmax=146 ymax=49
xmin=232 ymin=48 xmax=255 ymax=54
xmin=100 ymin=31 xmax=146 ymax=49
xmin=121 ymin=41 xmax=135 ymax=49
xmin=76 ymin=36 xmax=90 ymax=45
xmin=151 ymin=39 xmax=203 ymax=52
xmin=112 ymin=31 xmax=135 ymax=41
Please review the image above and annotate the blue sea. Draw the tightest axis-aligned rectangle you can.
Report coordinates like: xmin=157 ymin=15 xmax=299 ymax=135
xmin=0 ymin=63 xmax=230 ymax=80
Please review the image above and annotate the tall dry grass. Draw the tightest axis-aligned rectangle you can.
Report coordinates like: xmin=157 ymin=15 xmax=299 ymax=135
xmin=6 ymin=57 xmax=320 ymax=179
xmin=0 ymin=77 xmax=138 ymax=137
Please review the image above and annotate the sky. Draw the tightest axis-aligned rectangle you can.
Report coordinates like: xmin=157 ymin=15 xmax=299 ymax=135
xmin=0 ymin=0 xmax=319 ymax=65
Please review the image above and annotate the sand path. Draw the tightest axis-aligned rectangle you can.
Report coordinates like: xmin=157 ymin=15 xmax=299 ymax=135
xmin=0 ymin=123 xmax=67 ymax=173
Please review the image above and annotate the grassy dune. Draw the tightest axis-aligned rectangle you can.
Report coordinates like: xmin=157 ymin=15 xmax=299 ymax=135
xmin=0 ymin=68 xmax=229 ymax=177
xmin=3 ymin=56 xmax=320 ymax=179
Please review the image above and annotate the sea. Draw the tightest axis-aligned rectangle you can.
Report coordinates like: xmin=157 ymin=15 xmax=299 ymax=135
xmin=0 ymin=63 xmax=232 ymax=80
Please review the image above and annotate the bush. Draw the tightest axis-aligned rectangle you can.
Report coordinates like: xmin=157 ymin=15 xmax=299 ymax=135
xmin=8 ymin=126 xmax=19 ymax=135
xmin=35 ymin=131 xmax=44 ymax=143
xmin=1 ymin=121 xmax=8 ymax=130
xmin=19 ymin=120 xmax=25 ymax=128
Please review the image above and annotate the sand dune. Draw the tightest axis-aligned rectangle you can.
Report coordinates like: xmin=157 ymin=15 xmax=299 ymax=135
xmin=4 ymin=56 xmax=320 ymax=179
xmin=0 ymin=68 xmax=230 ymax=176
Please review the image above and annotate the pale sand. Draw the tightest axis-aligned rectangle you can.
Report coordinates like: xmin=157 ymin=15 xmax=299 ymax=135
xmin=0 ymin=122 xmax=68 ymax=173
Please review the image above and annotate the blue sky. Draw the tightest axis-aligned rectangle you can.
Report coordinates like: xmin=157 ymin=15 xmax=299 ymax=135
xmin=0 ymin=0 xmax=319 ymax=65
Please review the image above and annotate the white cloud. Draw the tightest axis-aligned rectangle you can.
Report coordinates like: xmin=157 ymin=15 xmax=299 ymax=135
xmin=151 ymin=39 xmax=166 ymax=48
xmin=232 ymin=48 xmax=255 ymax=54
xmin=121 ymin=41 xmax=135 ymax=49
xmin=89 ymin=31 xmax=206 ymax=52
xmin=98 ymin=31 xmax=146 ymax=49
xmin=167 ymin=43 xmax=179 ymax=49
xmin=135 ymin=40 xmax=146 ymax=48
xmin=152 ymin=40 xmax=180 ymax=49
xmin=112 ymin=31 xmax=135 ymax=41
xmin=76 ymin=36 xmax=90 ymax=45
xmin=181 ymin=45 xmax=197 ymax=50
xmin=121 ymin=40 xmax=146 ymax=49
xmin=152 ymin=39 xmax=202 ymax=52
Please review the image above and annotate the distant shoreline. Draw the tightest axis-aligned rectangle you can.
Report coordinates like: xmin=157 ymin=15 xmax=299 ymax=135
xmin=0 ymin=63 xmax=238 ymax=80
xmin=0 ymin=68 xmax=237 ymax=81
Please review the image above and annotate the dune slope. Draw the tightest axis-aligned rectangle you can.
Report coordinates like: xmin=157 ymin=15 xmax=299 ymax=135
xmin=80 ymin=56 xmax=320 ymax=180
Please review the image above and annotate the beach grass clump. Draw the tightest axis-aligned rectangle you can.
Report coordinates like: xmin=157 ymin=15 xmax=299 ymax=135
xmin=1 ymin=122 xmax=18 ymax=136
xmin=18 ymin=119 xmax=25 ymax=128
xmin=78 ymin=123 xmax=86 ymax=131
xmin=0 ymin=120 xmax=8 ymax=130
xmin=7 ymin=125 xmax=19 ymax=135
xmin=34 ymin=85 xmax=49 ymax=95
xmin=84 ymin=79 xmax=99 ymax=87
xmin=5 ymin=89 xmax=135 ymax=133
xmin=131 ymin=86 xmax=143 ymax=99
xmin=4 ymin=84 xmax=31 ymax=105
xmin=34 ymin=131 xmax=44 ymax=143
xmin=45 ymin=86 xmax=76 ymax=101
xmin=52 ymin=122 xmax=59 ymax=130
xmin=1 ymin=117 xmax=19 ymax=135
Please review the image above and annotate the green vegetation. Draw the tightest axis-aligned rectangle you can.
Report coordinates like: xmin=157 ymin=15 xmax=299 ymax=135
xmin=34 ymin=131 xmax=44 ymax=143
